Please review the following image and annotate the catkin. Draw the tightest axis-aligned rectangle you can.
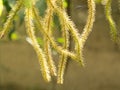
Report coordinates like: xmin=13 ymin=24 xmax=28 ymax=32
xmin=25 ymin=7 xmax=51 ymax=82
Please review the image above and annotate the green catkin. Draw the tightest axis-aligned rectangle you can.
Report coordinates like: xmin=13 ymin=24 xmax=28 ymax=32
xmin=43 ymin=2 xmax=57 ymax=76
xmin=25 ymin=8 xmax=51 ymax=82
xmin=0 ymin=0 xmax=22 ymax=39
xmin=57 ymin=0 xmax=69 ymax=84
xmin=104 ymin=0 xmax=118 ymax=42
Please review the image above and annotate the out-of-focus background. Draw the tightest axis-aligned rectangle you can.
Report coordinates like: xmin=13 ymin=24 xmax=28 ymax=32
xmin=0 ymin=0 xmax=120 ymax=90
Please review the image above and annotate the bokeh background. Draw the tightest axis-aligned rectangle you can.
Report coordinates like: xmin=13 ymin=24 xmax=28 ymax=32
xmin=0 ymin=0 xmax=120 ymax=90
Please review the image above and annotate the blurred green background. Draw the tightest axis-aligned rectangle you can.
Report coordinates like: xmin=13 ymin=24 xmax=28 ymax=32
xmin=0 ymin=0 xmax=120 ymax=90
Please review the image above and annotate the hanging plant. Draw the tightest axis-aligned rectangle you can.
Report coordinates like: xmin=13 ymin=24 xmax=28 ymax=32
xmin=0 ymin=0 xmax=119 ymax=84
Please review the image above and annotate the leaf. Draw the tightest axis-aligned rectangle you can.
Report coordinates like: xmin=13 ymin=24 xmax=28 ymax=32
xmin=63 ymin=0 xmax=68 ymax=8
xmin=3 ymin=0 xmax=11 ymax=12
xmin=57 ymin=38 xmax=65 ymax=44
xmin=11 ymin=32 xmax=19 ymax=41
xmin=37 ymin=37 xmax=43 ymax=45
xmin=23 ymin=0 xmax=33 ymax=8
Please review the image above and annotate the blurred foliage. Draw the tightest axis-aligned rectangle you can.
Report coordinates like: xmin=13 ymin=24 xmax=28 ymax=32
xmin=0 ymin=0 xmax=67 ymax=43
xmin=95 ymin=0 xmax=102 ymax=4
xmin=57 ymin=37 xmax=65 ymax=44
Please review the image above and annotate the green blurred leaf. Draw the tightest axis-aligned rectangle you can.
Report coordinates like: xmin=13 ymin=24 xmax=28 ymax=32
xmin=37 ymin=37 xmax=43 ymax=45
xmin=36 ymin=0 xmax=47 ymax=17
xmin=95 ymin=0 xmax=102 ymax=4
xmin=23 ymin=0 xmax=33 ymax=8
xmin=53 ymin=14 xmax=61 ymax=31
xmin=3 ymin=0 xmax=11 ymax=12
xmin=26 ymin=37 xmax=43 ymax=46
xmin=63 ymin=0 xmax=68 ymax=8
xmin=11 ymin=32 xmax=19 ymax=41
xmin=57 ymin=38 xmax=65 ymax=44
xmin=8 ymin=0 xmax=16 ymax=8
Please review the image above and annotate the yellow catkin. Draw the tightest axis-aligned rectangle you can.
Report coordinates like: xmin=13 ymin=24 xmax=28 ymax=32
xmin=57 ymin=18 xmax=69 ymax=84
xmin=57 ymin=0 xmax=70 ymax=84
xmin=0 ymin=0 xmax=22 ymax=39
xmin=44 ymin=2 xmax=57 ymax=76
xmin=25 ymin=8 xmax=51 ymax=82
xmin=77 ymin=0 xmax=95 ymax=68
xmin=80 ymin=0 xmax=96 ymax=47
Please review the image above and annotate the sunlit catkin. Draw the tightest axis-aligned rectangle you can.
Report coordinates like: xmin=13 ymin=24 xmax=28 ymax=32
xmin=57 ymin=0 xmax=70 ymax=84
xmin=43 ymin=1 xmax=57 ymax=76
xmin=25 ymin=7 xmax=51 ymax=82
xmin=80 ymin=0 xmax=96 ymax=47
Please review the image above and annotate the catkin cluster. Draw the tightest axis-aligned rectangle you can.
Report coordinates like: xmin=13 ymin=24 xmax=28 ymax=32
xmin=1 ymin=0 xmax=118 ymax=84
